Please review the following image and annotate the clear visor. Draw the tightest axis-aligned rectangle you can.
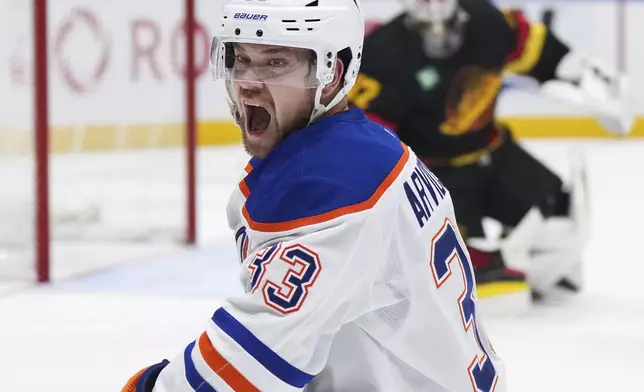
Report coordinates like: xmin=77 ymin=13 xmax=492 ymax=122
xmin=210 ymin=37 xmax=320 ymax=88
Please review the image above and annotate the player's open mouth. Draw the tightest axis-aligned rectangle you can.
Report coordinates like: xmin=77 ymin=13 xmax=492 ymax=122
xmin=244 ymin=102 xmax=271 ymax=134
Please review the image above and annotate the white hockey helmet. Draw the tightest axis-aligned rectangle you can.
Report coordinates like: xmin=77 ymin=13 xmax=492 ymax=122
xmin=211 ymin=0 xmax=365 ymax=122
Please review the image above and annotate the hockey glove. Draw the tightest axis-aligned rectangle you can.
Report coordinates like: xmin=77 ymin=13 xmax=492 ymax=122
xmin=122 ymin=360 xmax=169 ymax=392
xmin=541 ymin=51 xmax=634 ymax=136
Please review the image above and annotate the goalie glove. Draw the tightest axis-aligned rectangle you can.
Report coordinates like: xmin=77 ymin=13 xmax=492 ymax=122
xmin=122 ymin=360 xmax=169 ymax=392
xmin=541 ymin=51 xmax=634 ymax=136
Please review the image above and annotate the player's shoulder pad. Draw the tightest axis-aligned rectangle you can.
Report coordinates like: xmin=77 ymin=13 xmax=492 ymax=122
xmin=242 ymin=109 xmax=409 ymax=232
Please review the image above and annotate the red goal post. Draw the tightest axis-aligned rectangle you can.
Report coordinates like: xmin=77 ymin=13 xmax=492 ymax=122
xmin=0 ymin=0 xmax=198 ymax=284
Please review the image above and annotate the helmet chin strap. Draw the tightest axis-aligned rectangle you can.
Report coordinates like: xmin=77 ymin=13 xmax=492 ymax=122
xmin=308 ymin=82 xmax=348 ymax=124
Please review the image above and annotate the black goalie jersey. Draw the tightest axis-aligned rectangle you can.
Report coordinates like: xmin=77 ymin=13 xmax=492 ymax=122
xmin=349 ymin=0 xmax=570 ymax=166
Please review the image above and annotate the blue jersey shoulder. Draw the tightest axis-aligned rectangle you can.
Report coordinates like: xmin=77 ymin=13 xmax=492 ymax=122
xmin=243 ymin=109 xmax=406 ymax=228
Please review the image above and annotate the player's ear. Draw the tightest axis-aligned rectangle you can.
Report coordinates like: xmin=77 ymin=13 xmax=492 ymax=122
xmin=320 ymin=57 xmax=345 ymax=105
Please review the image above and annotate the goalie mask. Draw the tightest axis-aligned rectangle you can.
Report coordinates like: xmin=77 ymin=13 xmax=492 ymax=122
xmin=401 ymin=0 xmax=469 ymax=58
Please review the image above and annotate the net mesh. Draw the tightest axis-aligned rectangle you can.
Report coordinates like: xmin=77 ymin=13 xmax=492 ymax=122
xmin=0 ymin=0 xmax=36 ymax=281
xmin=0 ymin=0 xmax=191 ymax=282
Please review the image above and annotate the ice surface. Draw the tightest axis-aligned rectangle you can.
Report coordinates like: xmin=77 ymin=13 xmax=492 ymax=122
xmin=0 ymin=141 xmax=643 ymax=391
xmin=0 ymin=145 xmax=250 ymax=284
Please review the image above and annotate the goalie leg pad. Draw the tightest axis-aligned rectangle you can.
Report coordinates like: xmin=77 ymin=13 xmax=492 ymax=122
xmin=526 ymin=149 xmax=590 ymax=293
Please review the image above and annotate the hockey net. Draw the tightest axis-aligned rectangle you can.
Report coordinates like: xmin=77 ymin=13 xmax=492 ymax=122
xmin=1 ymin=0 xmax=634 ymax=284
xmin=0 ymin=0 xmax=198 ymax=283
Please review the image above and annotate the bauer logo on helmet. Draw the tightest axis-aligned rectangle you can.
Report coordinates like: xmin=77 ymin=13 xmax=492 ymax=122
xmin=233 ymin=13 xmax=268 ymax=20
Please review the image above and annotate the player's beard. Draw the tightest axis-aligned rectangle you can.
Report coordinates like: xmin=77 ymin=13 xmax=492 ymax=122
xmin=230 ymin=86 xmax=314 ymax=159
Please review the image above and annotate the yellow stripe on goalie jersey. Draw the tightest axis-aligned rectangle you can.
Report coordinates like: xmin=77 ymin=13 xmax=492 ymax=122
xmin=501 ymin=9 xmax=521 ymax=28
xmin=504 ymin=22 xmax=547 ymax=75
xmin=476 ymin=280 xmax=531 ymax=298
xmin=348 ymin=73 xmax=382 ymax=110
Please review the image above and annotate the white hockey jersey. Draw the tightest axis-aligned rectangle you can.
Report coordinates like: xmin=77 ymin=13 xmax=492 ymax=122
xmin=153 ymin=108 xmax=506 ymax=391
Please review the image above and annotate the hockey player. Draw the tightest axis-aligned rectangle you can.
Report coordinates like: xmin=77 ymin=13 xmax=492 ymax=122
xmin=122 ymin=0 xmax=506 ymax=391
xmin=349 ymin=0 xmax=634 ymax=302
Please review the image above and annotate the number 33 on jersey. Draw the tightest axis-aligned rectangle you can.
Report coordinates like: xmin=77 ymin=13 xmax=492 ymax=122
xmin=246 ymin=242 xmax=321 ymax=314
xmin=147 ymin=115 xmax=505 ymax=392
xmin=236 ymin=225 xmax=323 ymax=315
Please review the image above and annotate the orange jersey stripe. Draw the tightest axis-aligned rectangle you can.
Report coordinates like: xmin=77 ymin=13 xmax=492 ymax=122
xmin=238 ymin=161 xmax=254 ymax=198
xmin=239 ymin=180 xmax=251 ymax=198
xmin=242 ymin=142 xmax=410 ymax=233
xmin=244 ymin=161 xmax=254 ymax=174
xmin=198 ymin=332 xmax=260 ymax=392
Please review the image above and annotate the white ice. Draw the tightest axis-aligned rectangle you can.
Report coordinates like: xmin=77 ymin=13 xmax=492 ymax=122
xmin=0 ymin=140 xmax=643 ymax=391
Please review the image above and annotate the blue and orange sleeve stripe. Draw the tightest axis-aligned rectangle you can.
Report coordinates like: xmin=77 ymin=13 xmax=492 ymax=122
xmin=211 ymin=308 xmax=315 ymax=387
xmin=182 ymin=307 xmax=315 ymax=391
xmin=198 ymin=332 xmax=260 ymax=391
xmin=184 ymin=341 xmax=219 ymax=392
